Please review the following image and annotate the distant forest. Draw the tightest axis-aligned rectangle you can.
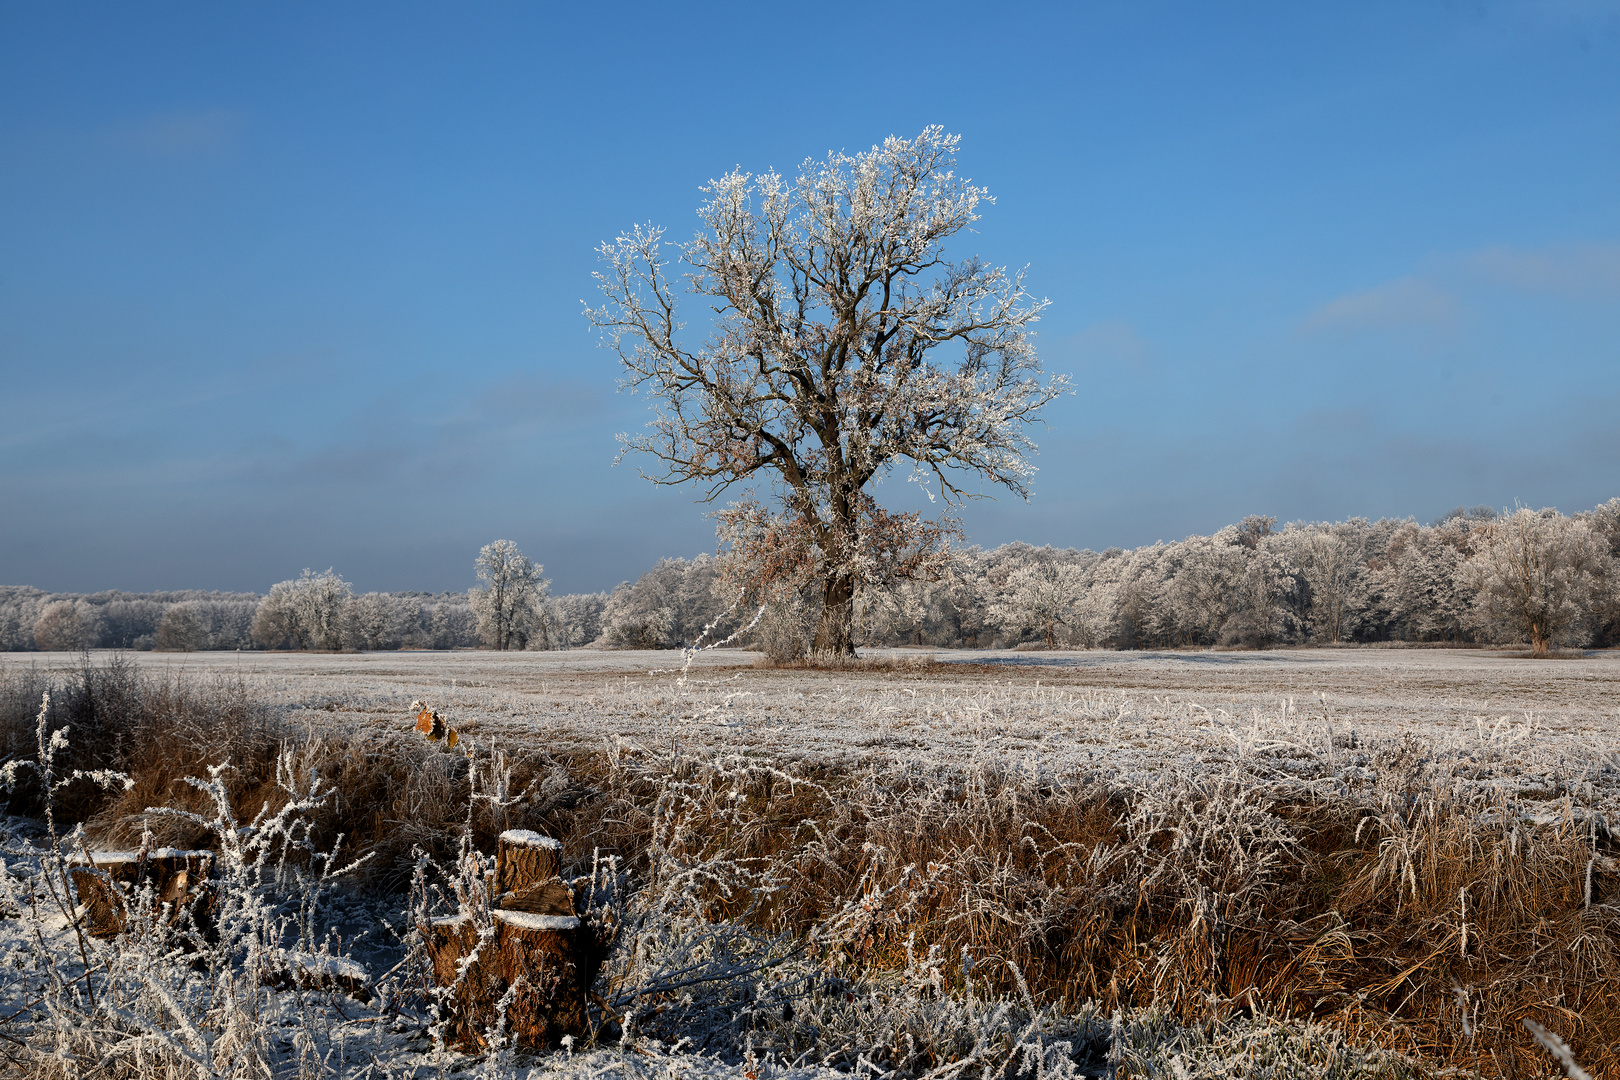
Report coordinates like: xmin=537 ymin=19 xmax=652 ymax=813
xmin=4 ymin=500 xmax=1618 ymax=654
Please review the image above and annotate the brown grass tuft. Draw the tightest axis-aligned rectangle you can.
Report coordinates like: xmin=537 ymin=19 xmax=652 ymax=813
xmin=535 ymin=747 xmax=1620 ymax=1077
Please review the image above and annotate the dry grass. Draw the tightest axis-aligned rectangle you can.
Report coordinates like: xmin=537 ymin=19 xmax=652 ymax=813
xmin=5 ymin=658 xmax=1617 ymax=1076
xmin=536 ymin=743 xmax=1617 ymax=1077
xmin=0 ymin=660 xmax=572 ymax=890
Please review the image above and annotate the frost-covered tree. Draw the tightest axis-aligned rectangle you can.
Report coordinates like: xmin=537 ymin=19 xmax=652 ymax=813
xmin=1380 ymin=520 xmax=1476 ymax=642
xmin=543 ymin=592 xmax=608 ymax=649
xmin=1290 ymin=521 xmax=1367 ymax=644
xmin=1229 ymin=534 xmax=1302 ymax=648
xmin=1581 ymin=498 xmax=1620 ymax=646
xmin=404 ymin=594 xmax=479 ymax=650
xmin=32 ymin=600 xmax=100 ymax=652
xmin=343 ymin=592 xmax=416 ymax=651
xmin=98 ymin=597 xmax=167 ymax=649
xmin=0 ymin=588 xmax=49 ymax=650
xmin=1163 ymin=534 xmax=1247 ymax=646
xmin=1463 ymin=508 xmax=1612 ymax=656
xmin=922 ymin=557 xmax=996 ymax=647
xmin=602 ymin=555 xmax=733 ymax=649
xmin=252 ymin=569 xmax=352 ymax=650
xmin=1087 ymin=543 xmax=1173 ymax=649
xmin=588 ymin=128 xmax=1068 ymax=655
xmin=991 ymin=561 xmax=1087 ymax=648
xmin=1586 ymin=497 xmax=1620 ymax=559
xmin=602 ymin=583 xmax=675 ymax=649
xmin=155 ymin=603 xmax=209 ymax=651
xmin=469 ymin=540 xmax=549 ymax=651
xmin=196 ymin=597 xmax=258 ymax=649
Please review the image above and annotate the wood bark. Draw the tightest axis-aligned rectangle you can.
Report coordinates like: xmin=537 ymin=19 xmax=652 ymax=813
xmin=493 ymin=829 xmax=561 ymax=897
xmin=423 ymin=910 xmax=590 ymax=1049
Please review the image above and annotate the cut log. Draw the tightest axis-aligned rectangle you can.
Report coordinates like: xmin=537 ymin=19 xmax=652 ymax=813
xmin=68 ymin=849 xmax=214 ymax=938
xmin=499 ymin=878 xmax=574 ymax=915
xmin=262 ymin=951 xmax=372 ymax=1000
xmin=421 ymin=909 xmax=590 ymax=1049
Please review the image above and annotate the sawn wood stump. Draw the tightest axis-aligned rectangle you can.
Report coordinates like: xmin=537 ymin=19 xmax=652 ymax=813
xmin=421 ymin=829 xmax=605 ymax=1050
xmin=68 ymin=848 xmax=215 ymax=938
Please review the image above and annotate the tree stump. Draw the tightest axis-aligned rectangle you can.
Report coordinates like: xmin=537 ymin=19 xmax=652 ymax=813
xmin=67 ymin=849 xmax=214 ymax=938
xmin=421 ymin=829 xmax=600 ymax=1050
xmin=493 ymin=828 xmax=560 ymax=899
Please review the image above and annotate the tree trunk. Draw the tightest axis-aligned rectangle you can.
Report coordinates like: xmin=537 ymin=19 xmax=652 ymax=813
xmin=812 ymin=573 xmax=857 ymax=655
xmin=423 ymin=910 xmax=590 ymax=1050
xmin=493 ymin=829 xmax=560 ymax=899
xmin=1530 ymin=621 xmax=1550 ymax=658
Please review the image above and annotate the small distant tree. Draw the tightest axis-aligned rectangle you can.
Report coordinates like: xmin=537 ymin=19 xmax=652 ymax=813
xmin=1295 ymin=522 xmax=1367 ymax=644
xmin=1165 ymin=534 xmax=1247 ymax=646
xmin=344 ymin=592 xmax=414 ymax=651
xmin=155 ymin=603 xmax=209 ymax=651
xmin=252 ymin=569 xmax=352 ymax=650
xmin=1463 ymin=508 xmax=1611 ymax=656
xmin=588 ymin=128 xmax=1068 ymax=656
xmin=1233 ymin=515 xmax=1276 ymax=550
xmin=470 ymin=540 xmax=549 ymax=650
xmin=991 ymin=562 xmax=1087 ymax=648
xmin=1583 ymin=498 xmax=1620 ymax=646
xmin=543 ymin=592 xmax=608 ymax=649
xmin=33 ymin=600 xmax=93 ymax=652
xmin=1379 ymin=524 xmax=1457 ymax=641
xmin=1587 ymin=497 xmax=1620 ymax=558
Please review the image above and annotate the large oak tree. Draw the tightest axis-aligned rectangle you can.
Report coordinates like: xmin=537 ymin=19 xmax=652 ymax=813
xmin=587 ymin=129 xmax=1067 ymax=654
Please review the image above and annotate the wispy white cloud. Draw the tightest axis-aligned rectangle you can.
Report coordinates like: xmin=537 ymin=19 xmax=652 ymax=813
xmin=1299 ymin=276 xmax=1459 ymax=336
xmin=1465 ymin=242 xmax=1620 ymax=299
xmin=109 ymin=108 xmax=243 ymax=156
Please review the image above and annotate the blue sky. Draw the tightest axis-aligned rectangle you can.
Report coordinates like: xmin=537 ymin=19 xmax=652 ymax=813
xmin=2 ymin=1 xmax=1617 ymax=594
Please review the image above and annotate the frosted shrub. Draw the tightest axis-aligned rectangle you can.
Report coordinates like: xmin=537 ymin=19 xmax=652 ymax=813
xmin=252 ymin=569 xmax=353 ymax=651
xmin=32 ymin=600 xmax=103 ymax=652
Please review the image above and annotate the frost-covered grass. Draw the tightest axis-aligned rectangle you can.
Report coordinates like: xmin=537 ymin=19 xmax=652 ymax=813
xmin=0 ymin=649 xmax=1616 ymax=1077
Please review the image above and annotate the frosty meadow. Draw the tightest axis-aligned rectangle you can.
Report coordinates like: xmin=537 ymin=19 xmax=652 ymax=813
xmin=0 ymin=646 xmax=1617 ymax=1078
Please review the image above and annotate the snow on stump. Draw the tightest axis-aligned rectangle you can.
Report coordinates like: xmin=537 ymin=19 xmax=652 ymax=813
xmin=67 ymin=849 xmax=214 ymax=938
xmin=421 ymin=830 xmax=594 ymax=1050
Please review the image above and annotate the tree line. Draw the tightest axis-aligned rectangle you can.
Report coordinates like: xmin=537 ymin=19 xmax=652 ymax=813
xmin=3 ymin=500 xmax=1616 ymax=656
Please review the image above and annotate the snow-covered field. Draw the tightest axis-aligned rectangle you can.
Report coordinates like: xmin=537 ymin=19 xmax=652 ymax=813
xmin=12 ymin=645 xmax=1619 ymax=782
xmin=3 ymin=646 xmax=1616 ymax=1078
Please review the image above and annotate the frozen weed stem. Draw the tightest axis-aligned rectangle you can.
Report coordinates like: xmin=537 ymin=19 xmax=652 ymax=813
xmin=540 ymin=727 xmax=1619 ymax=1077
